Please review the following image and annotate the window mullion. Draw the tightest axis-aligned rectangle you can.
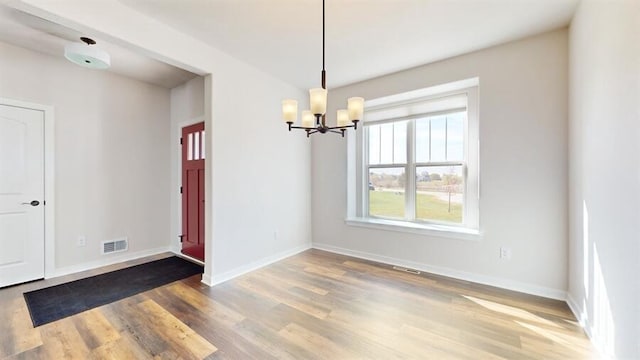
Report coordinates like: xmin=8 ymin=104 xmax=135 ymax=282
xmin=428 ymin=119 xmax=432 ymax=161
xmin=445 ymin=115 xmax=448 ymax=160
xmin=391 ymin=123 xmax=395 ymax=162
xmin=363 ymin=127 xmax=370 ymax=218
xmin=406 ymin=120 xmax=416 ymax=221
xmin=378 ymin=123 xmax=382 ymax=163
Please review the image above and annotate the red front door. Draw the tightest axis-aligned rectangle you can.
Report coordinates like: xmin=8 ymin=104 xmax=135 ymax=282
xmin=181 ymin=122 xmax=205 ymax=261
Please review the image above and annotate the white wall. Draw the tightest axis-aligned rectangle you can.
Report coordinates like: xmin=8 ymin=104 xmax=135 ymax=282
xmin=208 ymin=60 xmax=311 ymax=283
xmin=161 ymin=28 xmax=312 ymax=285
xmin=313 ymin=29 xmax=569 ymax=298
xmin=568 ymin=0 xmax=640 ymax=358
xmin=0 ymin=40 xmax=171 ymax=272
xmin=169 ymin=76 xmax=204 ymax=254
xmin=8 ymin=0 xmax=313 ymax=283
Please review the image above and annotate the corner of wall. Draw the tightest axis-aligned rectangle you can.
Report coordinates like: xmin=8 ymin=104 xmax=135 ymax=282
xmin=205 ymin=243 xmax=312 ymax=286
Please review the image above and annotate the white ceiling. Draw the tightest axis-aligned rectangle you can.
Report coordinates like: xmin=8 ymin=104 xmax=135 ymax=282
xmin=118 ymin=0 xmax=579 ymax=90
xmin=0 ymin=1 xmax=579 ymax=90
xmin=0 ymin=5 xmax=198 ymax=89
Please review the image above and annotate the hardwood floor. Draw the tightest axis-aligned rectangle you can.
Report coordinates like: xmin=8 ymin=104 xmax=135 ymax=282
xmin=0 ymin=249 xmax=598 ymax=359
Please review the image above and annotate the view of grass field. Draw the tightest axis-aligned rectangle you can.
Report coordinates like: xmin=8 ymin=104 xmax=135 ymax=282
xmin=369 ymin=190 xmax=462 ymax=223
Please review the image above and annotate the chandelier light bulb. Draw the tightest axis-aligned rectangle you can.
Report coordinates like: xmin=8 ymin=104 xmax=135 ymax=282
xmin=309 ymin=88 xmax=328 ymax=116
xmin=337 ymin=109 xmax=349 ymax=127
xmin=348 ymin=97 xmax=364 ymax=121
xmin=282 ymin=99 xmax=298 ymax=123
xmin=301 ymin=110 xmax=315 ymax=128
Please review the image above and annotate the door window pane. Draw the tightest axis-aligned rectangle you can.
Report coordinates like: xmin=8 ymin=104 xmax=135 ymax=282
xmin=415 ymin=165 xmax=463 ymax=223
xmin=194 ymin=131 xmax=200 ymax=160
xmin=187 ymin=133 xmax=193 ymax=161
xmin=201 ymin=130 xmax=205 ymax=159
xmin=369 ymin=167 xmax=405 ymax=219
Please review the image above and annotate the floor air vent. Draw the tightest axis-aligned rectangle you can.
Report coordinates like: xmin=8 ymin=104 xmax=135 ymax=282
xmin=393 ymin=265 xmax=421 ymax=275
xmin=101 ymin=238 xmax=128 ymax=255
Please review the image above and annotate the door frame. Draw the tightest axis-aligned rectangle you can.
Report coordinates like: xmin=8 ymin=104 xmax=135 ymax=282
xmin=175 ymin=116 xmax=204 ymax=264
xmin=0 ymin=98 xmax=55 ymax=279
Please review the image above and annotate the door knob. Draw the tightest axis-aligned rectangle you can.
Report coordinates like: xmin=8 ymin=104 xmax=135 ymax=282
xmin=21 ymin=200 xmax=40 ymax=206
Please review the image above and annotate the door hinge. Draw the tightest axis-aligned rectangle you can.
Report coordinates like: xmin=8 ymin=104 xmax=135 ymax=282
xmin=178 ymin=234 xmax=184 ymax=243
xmin=180 ymin=137 xmax=183 ymax=145
xmin=180 ymin=186 xmax=183 ymax=194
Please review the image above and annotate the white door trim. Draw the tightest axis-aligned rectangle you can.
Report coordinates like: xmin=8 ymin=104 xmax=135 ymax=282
xmin=0 ymin=97 xmax=55 ymax=279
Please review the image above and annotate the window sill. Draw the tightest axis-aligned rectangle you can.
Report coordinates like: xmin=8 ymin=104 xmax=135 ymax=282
xmin=345 ymin=217 xmax=482 ymax=241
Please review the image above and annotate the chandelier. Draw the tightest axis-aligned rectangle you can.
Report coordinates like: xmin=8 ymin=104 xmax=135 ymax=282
xmin=281 ymin=0 xmax=364 ymax=138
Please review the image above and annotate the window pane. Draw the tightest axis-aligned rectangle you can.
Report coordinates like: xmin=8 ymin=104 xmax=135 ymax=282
xmin=194 ymin=131 xmax=200 ymax=160
xmin=368 ymin=125 xmax=380 ymax=165
xmin=369 ymin=167 xmax=405 ymax=219
xmin=379 ymin=123 xmax=393 ymax=164
xmin=415 ymin=165 xmax=463 ymax=223
xmin=430 ymin=115 xmax=446 ymax=162
xmin=415 ymin=118 xmax=429 ymax=163
xmin=201 ymin=130 xmax=205 ymax=159
xmin=446 ymin=112 xmax=464 ymax=161
xmin=393 ymin=121 xmax=407 ymax=163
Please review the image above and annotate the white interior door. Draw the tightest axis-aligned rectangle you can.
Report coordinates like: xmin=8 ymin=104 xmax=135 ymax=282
xmin=0 ymin=103 xmax=45 ymax=288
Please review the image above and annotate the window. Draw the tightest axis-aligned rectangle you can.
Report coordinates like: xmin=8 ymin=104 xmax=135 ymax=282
xmin=348 ymin=78 xmax=479 ymax=234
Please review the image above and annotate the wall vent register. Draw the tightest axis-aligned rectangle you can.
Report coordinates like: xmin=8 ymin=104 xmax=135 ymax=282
xmin=101 ymin=238 xmax=128 ymax=255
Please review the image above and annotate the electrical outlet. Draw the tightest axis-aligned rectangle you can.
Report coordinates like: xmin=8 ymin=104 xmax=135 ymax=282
xmin=500 ymin=247 xmax=511 ymax=260
xmin=77 ymin=236 xmax=86 ymax=247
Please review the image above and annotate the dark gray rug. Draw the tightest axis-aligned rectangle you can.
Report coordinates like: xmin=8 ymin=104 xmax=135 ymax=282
xmin=23 ymin=256 xmax=203 ymax=327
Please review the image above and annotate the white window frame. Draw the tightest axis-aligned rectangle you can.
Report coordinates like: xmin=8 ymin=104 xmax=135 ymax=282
xmin=346 ymin=78 xmax=480 ymax=240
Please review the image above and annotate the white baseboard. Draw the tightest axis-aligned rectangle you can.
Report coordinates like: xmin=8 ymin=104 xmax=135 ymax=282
xmin=312 ymin=243 xmax=567 ymax=300
xmin=170 ymin=243 xmax=181 ymax=255
xmin=202 ymin=243 xmax=312 ymax=286
xmin=566 ymin=293 xmax=611 ymax=359
xmin=202 ymin=273 xmax=213 ymax=286
xmin=49 ymin=246 xmax=173 ymax=279
xmin=566 ymin=293 xmax=587 ymax=328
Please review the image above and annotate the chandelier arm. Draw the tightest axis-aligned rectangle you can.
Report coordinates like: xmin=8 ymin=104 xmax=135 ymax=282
xmin=290 ymin=127 xmax=347 ymax=137
xmin=326 ymin=124 xmax=356 ymax=130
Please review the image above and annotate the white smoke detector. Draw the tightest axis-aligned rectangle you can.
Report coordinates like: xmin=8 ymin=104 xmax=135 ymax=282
xmin=64 ymin=37 xmax=110 ymax=70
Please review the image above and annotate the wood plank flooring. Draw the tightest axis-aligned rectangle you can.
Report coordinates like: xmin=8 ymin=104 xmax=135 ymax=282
xmin=0 ymin=249 xmax=599 ymax=359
